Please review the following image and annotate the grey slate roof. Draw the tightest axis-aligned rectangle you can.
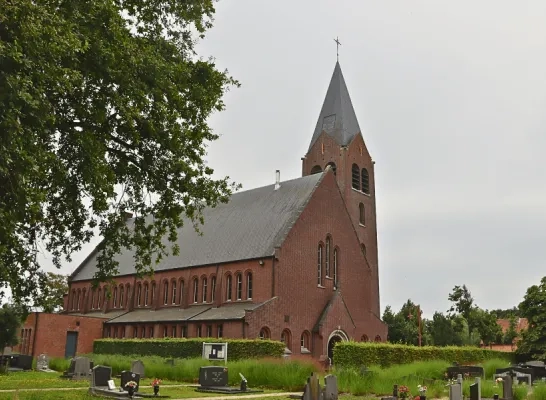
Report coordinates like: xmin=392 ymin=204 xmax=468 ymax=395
xmin=71 ymin=173 xmax=323 ymax=281
xmin=104 ymin=302 xmax=266 ymax=324
xmin=308 ymin=62 xmax=362 ymax=151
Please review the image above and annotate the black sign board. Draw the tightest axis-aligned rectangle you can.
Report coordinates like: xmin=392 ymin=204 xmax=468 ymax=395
xmin=199 ymin=366 xmax=228 ymax=387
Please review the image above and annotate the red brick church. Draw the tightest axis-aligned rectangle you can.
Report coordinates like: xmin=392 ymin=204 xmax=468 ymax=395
xmin=15 ymin=61 xmax=387 ymax=361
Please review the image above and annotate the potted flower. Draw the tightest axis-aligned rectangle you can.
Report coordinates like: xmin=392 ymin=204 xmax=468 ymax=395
xmin=125 ymin=381 xmax=138 ymax=398
xmin=399 ymin=385 xmax=410 ymax=399
xmin=495 ymin=377 xmax=503 ymax=386
xmin=417 ymin=384 xmax=427 ymax=400
xmin=151 ymin=378 xmax=162 ymax=396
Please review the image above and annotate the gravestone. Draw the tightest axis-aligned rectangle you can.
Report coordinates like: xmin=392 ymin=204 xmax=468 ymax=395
xmin=120 ymin=371 xmax=140 ymax=392
xmin=37 ymin=354 xmax=49 ymax=370
xmin=323 ymin=375 xmax=338 ymax=400
xmin=393 ymin=384 xmax=398 ymax=398
xmin=309 ymin=373 xmax=320 ymax=400
xmin=13 ymin=355 xmax=32 ymax=370
xmin=131 ymin=360 xmax=145 ymax=378
xmin=449 ymin=379 xmax=463 ymax=400
xmin=92 ymin=365 xmax=112 ymax=387
xmin=502 ymin=375 xmax=513 ymax=400
xmin=302 ymin=376 xmax=312 ymax=400
xmin=3 ymin=347 xmax=12 ymax=356
xmin=73 ymin=357 xmax=92 ymax=380
xmin=199 ymin=366 xmax=228 ymax=387
xmin=469 ymin=382 xmax=479 ymax=400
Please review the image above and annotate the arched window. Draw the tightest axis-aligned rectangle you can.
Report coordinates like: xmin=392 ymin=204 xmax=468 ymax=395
xmin=71 ymin=290 xmax=76 ymax=310
xmin=77 ymin=290 xmax=82 ymax=311
xmin=226 ymin=275 xmax=232 ymax=301
xmin=361 ymin=243 xmax=366 ymax=258
xmin=333 ymin=248 xmax=338 ymax=286
xmin=325 ymin=238 xmax=330 ymax=277
xmin=82 ymin=288 xmax=86 ymax=310
xmin=113 ymin=287 xmax=118 ymax=308
xmin=144 ymin=283 xmax=149 ymax=306
xmin=163 ymin=281 xmax=169 ymax=305
xmin=136 ymin=283 xmax=142 ymax=307
xmin=359 ymin=203 xmax=365 ymax=225
xmin=236 ymin=274 xmax=243 ymax=300
xmin=171 ymin=281 xmax=177 ymax=304
xmin=193 ymin=278 xmax=198 ymax=303
xmin=91 ymin=289 xmax=96 ymax=310
xmin=259 ymin=327 xmax=270 ymax=340
xmin=97 ymin=288 xmax=102 ymax=309
xmin=211 ymin=277 xmax=216 ymax=302
xmin=300 ymin=331 xmax=310 ymax=351
xmin=151 ymin=282 xmax=156 ymax=305
xmin=281 ymin=329 xmax=292 ymax=349
xmin=374 ymin=335 xmax=381 ymax=342
xmin=361 ymin=168 xmax=370 ymax=194
xmin=325 ymin=162 xmax=337 ymax=175
xmin=310 ymin=165 xmax=322 ymax=174
xmin=361 ymin=334 xmax=369 ymax=342
xmin=119 ymin=286 xmax=124 ymax=308
xmin=317 ymin=244 xmax=323 ymax=285
xmin=247 ymin=273 xmax=253 ymax=299
xmin=178 ymin=280 xmax=184 ymax=305
xmin=351 ymin=164 xmax=360 ymax=190
xmin=202 ymin=278 xmax=208 ymax=303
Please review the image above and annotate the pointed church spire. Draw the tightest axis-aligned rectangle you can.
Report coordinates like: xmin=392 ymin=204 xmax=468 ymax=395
xmin=308 ymin=62 xmax=361 ymax=151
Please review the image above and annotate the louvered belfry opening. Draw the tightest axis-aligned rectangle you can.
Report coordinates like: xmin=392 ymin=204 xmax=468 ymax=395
xmin=361 ymin=168 xmax=370 ymax=194
xmin=351 ymin=164 xmax=360 ymax=190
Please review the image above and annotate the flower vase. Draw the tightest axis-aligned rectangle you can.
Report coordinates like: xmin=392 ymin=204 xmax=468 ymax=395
xmin=154 ymin=385 xmax=160 ymax=396
xmin=127 ymin=386 xmax=135 ymax=398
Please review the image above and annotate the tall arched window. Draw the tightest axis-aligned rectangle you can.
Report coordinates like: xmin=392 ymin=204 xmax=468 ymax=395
xmin=202 ymin=278 xmax=208 ymax=303
xmin=226 ymin=275 xmax=232 ymax=301
xmin=333 ymin=248 xmax=338 ymax=286
xmin=247 ymin=273 xmax=253 ymax=299
xmin=325 ymin=162 xmax=337 ymax=175
xmin=91 ymin=289 xmax=96 ymax=310
xmin=300 ymin=331 xmax=310 ymax=351
xmin=361 ymin=168 xmax=370 ymax=194
xmin=236 ymin=274 xmax=242 ymax=300
xmin=70 ymin=290 xmax=76 ymax=310
xmin=137 ymin=284 xmax=142 ymax=307
xmin=325 ymin=238 xmax=330 ymax=277
xmin=163 ymin=281 xmax=169 ymax=305
xmin=351 ymin=164 xmax=360 ymax=190
xmin=193 ymin=278 xmax=198 ymax=303
xmin=171 ymin=281 xmax=177 ymax=304
xmin=97 ymin=288 xmax=102 ymax=309
xmin=211 ymin=277 xmax=216 ymax=302
xmin=317 ymin=244 xmax=323 ymax=285
xmin=151 ymin=283 xmax=156 ymax=305
xmin=310 ymin=165 xmax=322 ymax=174
xmin=281 ymin=329 xmax=292 ymax=349
xmin=119 ymin=286 xmax=124 ymax=308
xmin=178 ymin=280 xmax=184 ymax=305
xmin=259 ymin=327 xmax=270 ymax=340
xmin=76 ymin=290 xmax=81 ymax=311
xmin=359 ymin=203 xmax=365 ymax=225
xmin=113 ymin=287 xmax=118 ymax=308
xmin=144 ymin=283 xmax=149 ymax=306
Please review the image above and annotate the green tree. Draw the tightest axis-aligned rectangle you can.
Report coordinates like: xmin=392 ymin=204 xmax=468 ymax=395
xmin=429 ymin=312 xmax=458 ymax=346
xmin=517 ymin=277 xmax=546 ymax=360
xmin=383 ymin=300 xmax=424 ymax=345
xmin=474 ymin=309 xmax=503 ymax=347
xmin=33 ymin=273 xmax=69 ymax=313
xmin=503 ymin=315 xmax=519 ymax=345
xmin=448 ymin=284 xmax=477 ymax=339
xmin=0 ymin=303 xmax=26 ymax=369
xmin=0 ymin=0 xmax=240 ymax=304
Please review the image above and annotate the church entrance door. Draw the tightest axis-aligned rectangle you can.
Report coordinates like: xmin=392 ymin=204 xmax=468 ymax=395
xmin=327 ymin=330 xmax=348 ymax=364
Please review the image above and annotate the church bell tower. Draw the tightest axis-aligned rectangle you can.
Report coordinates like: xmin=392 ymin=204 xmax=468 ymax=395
xmin=301 ymin=61 xmax=380 ymax=316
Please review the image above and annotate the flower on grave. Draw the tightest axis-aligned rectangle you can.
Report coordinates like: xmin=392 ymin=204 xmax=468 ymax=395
xmin=125 ymin=381 xmax=138 ymax=388
xmin=151 ymin=378 xmax=162 ymax=386
xmin=399 ymin=385 xmax=410 ymax=399
xmin=417 ymin=385 xmax=427 ymax=395
xmin=496 ymin=377 xmax=503 ymax=383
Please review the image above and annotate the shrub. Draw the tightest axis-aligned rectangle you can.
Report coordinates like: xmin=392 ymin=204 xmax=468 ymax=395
xmin=93 ymin=338 xmax=285 ymax=360
xmin=334 ymin=342 xmax=514 ymax=368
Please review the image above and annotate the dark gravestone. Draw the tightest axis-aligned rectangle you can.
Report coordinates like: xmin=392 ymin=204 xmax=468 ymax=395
xmin=16 ymin=355 xmax=33 ymax=370
xmin=393 ymin=384 xmax=398 ymax=397
xmin=92 ymin=365 xmax=112 ymax=387
xmin=120 ymin=370 xmax=140 ymax=392
xmin=199 ymin=366 xmax=228 ymax=387
xmin=502 ymin=375 xmax=513 ymax=400
xmin=469 ymin=382 xmax=479 ymax=400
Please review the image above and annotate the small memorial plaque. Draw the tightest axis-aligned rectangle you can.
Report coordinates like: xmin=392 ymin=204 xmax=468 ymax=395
xmin=199 ymin=366 xmax=228 ymax=387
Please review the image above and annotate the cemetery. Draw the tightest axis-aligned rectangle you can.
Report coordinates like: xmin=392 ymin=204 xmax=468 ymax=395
xmin=1 ymin=341 xmax=546 ymax=400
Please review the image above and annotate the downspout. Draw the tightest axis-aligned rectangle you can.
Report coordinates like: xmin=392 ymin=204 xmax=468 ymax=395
xmin=31 ymin=312 xmax=39 ymax=358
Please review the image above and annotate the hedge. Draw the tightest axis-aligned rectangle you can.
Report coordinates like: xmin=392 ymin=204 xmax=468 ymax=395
xmin=93 ymin=338 xmax=285 ymax=360
xmin=333 ymin=342 xmax=515 ymax=368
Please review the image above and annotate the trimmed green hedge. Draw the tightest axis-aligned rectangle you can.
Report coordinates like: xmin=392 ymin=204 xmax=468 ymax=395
xmin=93 ymin=338 xmax=285 ymax=360
xmin=334 ymin=342 xmax=515 ymax=368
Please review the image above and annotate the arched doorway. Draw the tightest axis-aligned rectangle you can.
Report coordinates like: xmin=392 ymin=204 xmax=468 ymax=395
xmin=327 ymin=330 xmax=349 ymax=363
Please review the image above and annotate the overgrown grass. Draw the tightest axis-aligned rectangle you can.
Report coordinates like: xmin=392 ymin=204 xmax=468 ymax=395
xmin=530 ymin=382 xmax=546 ymax=400
xmin=50 ymin=354 xmax=317 ymax=390
xmin=482 ymin=358 xmax=512 ymax=379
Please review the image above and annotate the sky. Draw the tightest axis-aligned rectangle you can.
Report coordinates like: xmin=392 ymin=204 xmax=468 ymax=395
xmin=36 ymin=0 xmax=546 ymax=318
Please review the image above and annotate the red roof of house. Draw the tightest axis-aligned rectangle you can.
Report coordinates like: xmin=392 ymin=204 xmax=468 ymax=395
xmin=497 ymin=318 xmax=528 ymax=332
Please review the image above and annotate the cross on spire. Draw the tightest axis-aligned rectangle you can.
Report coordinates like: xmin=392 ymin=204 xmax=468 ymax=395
xmin=334 ymin=37 xmax=341 ymax=61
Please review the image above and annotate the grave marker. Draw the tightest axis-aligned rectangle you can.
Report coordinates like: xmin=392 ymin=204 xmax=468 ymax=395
xmin=92 ymin=365 xmax=112 ymax=387
xmin=37 ymin=354 xmax=49 ymax=370
xmin=131 ymin=360 xmax=145 ymax=378
xmin=199 ymin=366 xmax=228 ymax=387
xmin=120 ymin=370 xmax=140 ymax=392
xmin=324 ymin=375 xmax=338 ymax=400
xmin=503 ymin=375 xmax=513 ymax=400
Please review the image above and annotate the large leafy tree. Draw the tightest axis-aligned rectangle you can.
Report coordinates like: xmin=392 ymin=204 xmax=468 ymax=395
xmin=448 ymin=284 xmax=478 ymax=339
xmin=33 ymin=272 xmax=69 ymax=313
xmin=0 ymin=303 xmax=26 ymax=361
xmin=517 ymin=276 xmax=546 ymax=360
xmin=474 ymin=309 xmax=503 ymax=347
xmin=0 ymin=0 xmax=239 ymax=304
